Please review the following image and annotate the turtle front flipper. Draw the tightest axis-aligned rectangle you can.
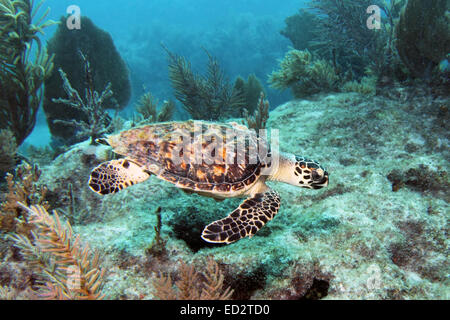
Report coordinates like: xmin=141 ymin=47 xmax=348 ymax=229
xmin=89 ymin=159 xmax=151 ymax=195
xmin=201 ymin=189 xmax=281 ymax=244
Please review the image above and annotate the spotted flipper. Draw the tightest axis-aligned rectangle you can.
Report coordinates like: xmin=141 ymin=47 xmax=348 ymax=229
xmin=201 ymin=189 xmax=281 ymax=244
xmin=89 ymin=159 xmax=151 ymax=195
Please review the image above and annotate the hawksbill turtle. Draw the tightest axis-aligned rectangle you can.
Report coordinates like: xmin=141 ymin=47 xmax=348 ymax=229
xmin=88 ymin=120 xmax=329 ymax=244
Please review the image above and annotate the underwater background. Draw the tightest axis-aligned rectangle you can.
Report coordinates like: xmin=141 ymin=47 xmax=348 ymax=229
xmin=25 ymin=0 xmax=300 ymax=148
xmin=0 ymin=0 xmax=448 ymax=300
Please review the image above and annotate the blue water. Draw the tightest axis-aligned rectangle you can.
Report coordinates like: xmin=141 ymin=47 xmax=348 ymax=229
xmin=26 ymin=0 xmax=304 ymax=147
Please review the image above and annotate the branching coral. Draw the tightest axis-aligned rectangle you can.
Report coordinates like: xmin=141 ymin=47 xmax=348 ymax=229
xmin=164 ymin=46 xmax=245 ymax=120
xmin=44 ymin=15 xmax=131 ymax=144
xmin=52 ymin=52 xmax=113 ymax=144
xmin=243 ymin=92 xmax=270 ymax=131
xmin=145 ymin=207 xmax=167 ymax=258
xmin=153 ymin=258 xmax=233 ymax=300
xmin=233 ymin=74 xmax=265 ymax=116
xmin=342 ymin=77 xmax=377 ymax=96
xmin=135 ymin=90 xmax=175 ymax=125
xmin=200 ymin=259 xmax=234 ymax=300
xmin=9 ymin=203 xmax=105 ymax=300
xmin=268 ymin=49 xmax=339 ymax=98
xmin=0 ymin=0 xmax=56 ymax=146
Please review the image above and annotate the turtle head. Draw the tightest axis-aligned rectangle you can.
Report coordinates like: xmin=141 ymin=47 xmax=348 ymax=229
xmin=269 ymin=154 xmax=329 ymax=189
xmin=293 ymin=156 xmax=329 ymax=189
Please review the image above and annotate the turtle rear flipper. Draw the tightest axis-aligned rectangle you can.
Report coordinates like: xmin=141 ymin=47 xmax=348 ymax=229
xmin=89 ymin=159 xmax=151 ymax=195
xmin=201 ymin=189 xmax=280 ymax=244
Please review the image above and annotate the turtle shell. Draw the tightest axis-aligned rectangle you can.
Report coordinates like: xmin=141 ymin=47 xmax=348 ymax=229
xmin=106 ymin=121 xmax=269 ymax=194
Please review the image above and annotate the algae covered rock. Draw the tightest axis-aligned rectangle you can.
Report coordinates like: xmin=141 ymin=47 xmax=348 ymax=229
xmin=38 ymin=140 xmax=112 ymax=225
xmin=44 ymin=16 xmax=131 ymax=144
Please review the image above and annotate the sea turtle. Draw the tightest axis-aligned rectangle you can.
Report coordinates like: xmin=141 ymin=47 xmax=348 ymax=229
xmin=88 ymin=120 xmax=329 ymax=244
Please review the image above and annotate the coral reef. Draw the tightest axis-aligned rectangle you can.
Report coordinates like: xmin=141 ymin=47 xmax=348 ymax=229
xmin=9 ymin=204 xmax=105 ymax=299
xmin=395 ymin=0 xmax=450 ymax=78
xmin=268 ymin=261 xmax=333 ymax=300
xmin=0 ymin=0 xmax=55 ymax=146
xmin=24 ymin=145 xmax=55 ymax=167
xmin=309 ymin=0 xmax=380 ymax=72
xmin=232 ymin=74 xmax=266 ymax=116
xmin=153 ymin=258 xmax=233 ymax=300
xmin=387 ymin=165 xmax=449 ymax=199
xmin=243 ymin=92 xmax=270 ymax=131
xmin=0 ymin=166 xmax=105 ymax=300
xmin=0 ymin=258 xmax=37 ymax=300
xmin=37 ymin=140 xmax=112 ymax=225
xmin=268 ymin=49 xmax=339 ymax=98
xmin=52 ymin=52 xmax=114 ymax=145
xmin=388 ymin=219 xmax=447 ymax=283
xmin=164 ymin=46 xmax=245 ymax=120
xmin=145 ymin=207 xmax=167 ymax=258
xmin=2 ymin=1 xmax=446 ymax=298
xmin=342 ymin=77 xmax=377 ymax=96
xmin=218 ymin=263 xmax=267 ymax=300
xmin=134 ymin=90 xmax=175 ymax=125
xmin=11 ymin=86 xmax=447 ymax=300
xmin=304 ymin=0 xmax=407 ymax=80
xmin=44 ymin=15 xmax=130 ymax=144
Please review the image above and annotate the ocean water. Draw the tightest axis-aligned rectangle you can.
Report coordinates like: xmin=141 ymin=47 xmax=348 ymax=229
xmin=1 ymin=0 xmax=449 ymax=302
xmin=26 ymin=0 xmax=300 ymax=147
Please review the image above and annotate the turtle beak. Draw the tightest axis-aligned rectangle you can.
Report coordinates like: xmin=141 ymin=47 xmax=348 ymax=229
xmin=320 ymin=173 xmax=329 ymax=187
xmin=311 ymin=169 xmax=329 ymax=189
